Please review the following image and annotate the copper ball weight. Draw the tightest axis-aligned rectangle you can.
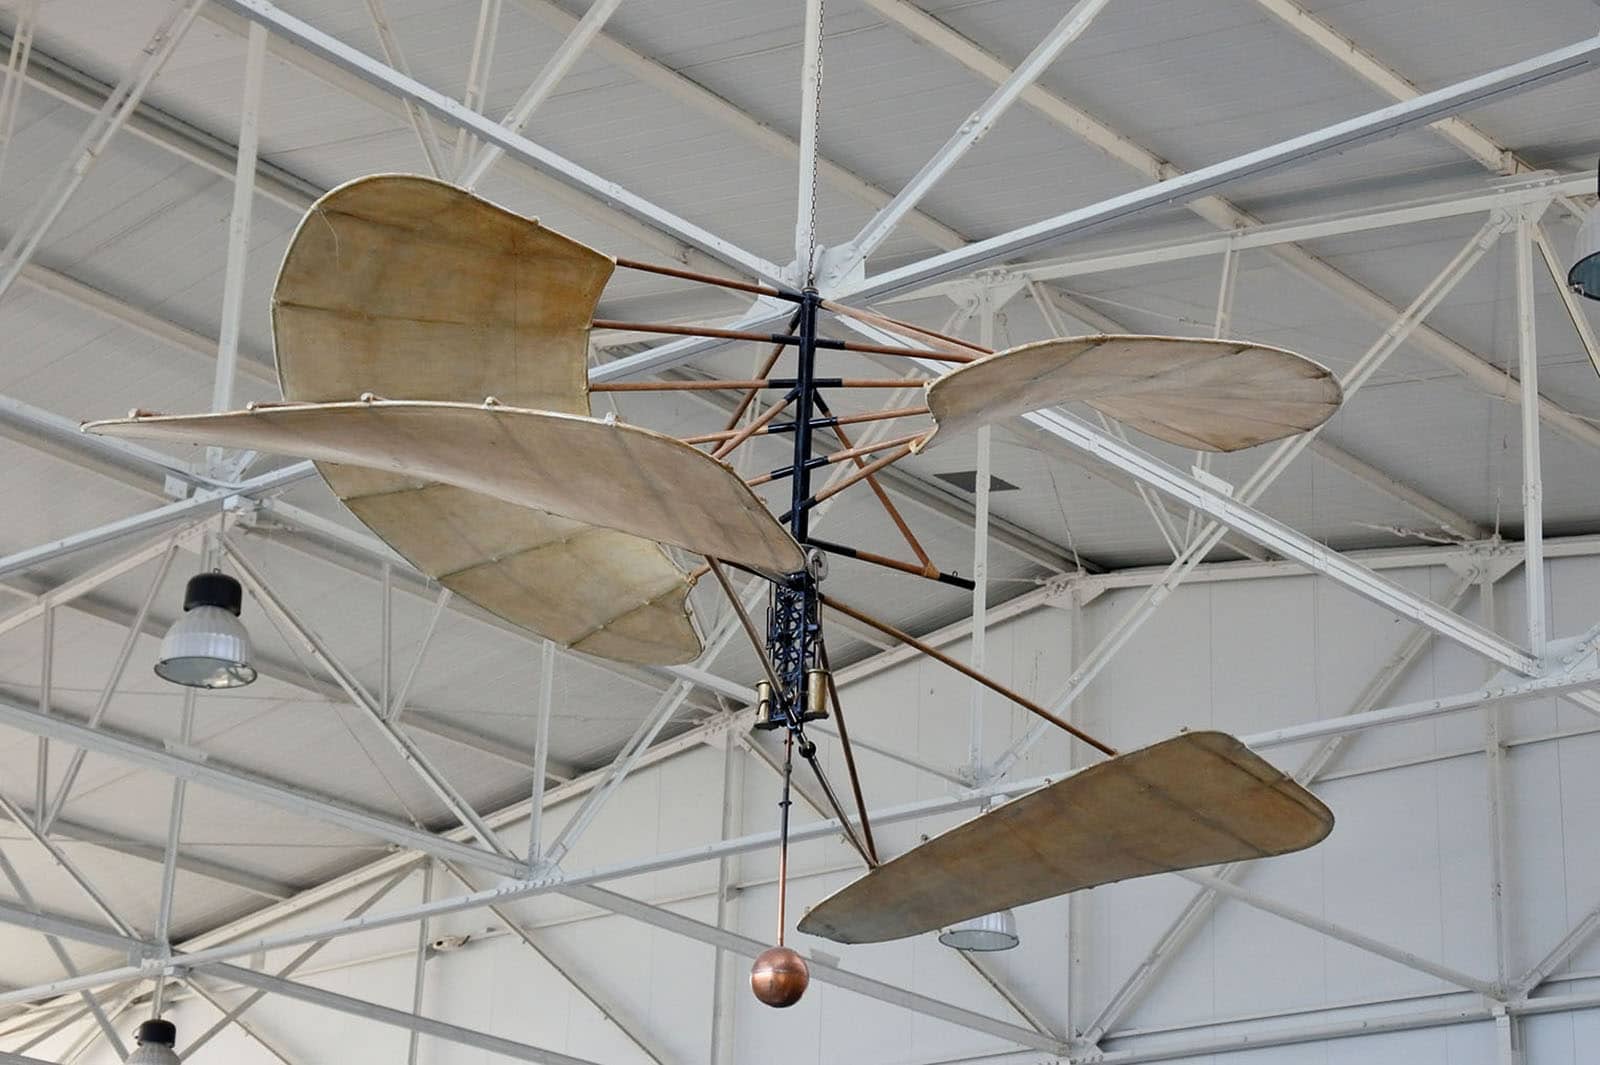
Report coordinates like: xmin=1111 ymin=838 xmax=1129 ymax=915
xmin=750 ymin=945 xmax=810 ymax=1007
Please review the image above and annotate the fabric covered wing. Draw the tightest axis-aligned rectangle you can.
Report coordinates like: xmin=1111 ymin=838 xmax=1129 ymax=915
xmin=86 ymin=401 xmax=806 ymax=575
xmin=924 ymin=335 xmax=1342 ymax=452
xmin=268 ymin=174 xmax=700 ymax=664
xmin=273 ymin=172 xmax=606 ymax=414
xmin=796 ymin=731 xmax=1333 ymax=944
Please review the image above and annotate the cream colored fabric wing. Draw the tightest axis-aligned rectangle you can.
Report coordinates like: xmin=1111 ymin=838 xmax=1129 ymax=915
xmin=925 ymin=335 xmax=1343 ymax=453
xmin=796 ymin=730 xmax=1334 ymax=945
xmin=269 ymin=174 xmax=702 ymax=665
xmin=86 ymin=401 xmax=807 ymax=576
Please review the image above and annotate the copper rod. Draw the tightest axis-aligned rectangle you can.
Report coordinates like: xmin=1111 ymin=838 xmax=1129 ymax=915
xmin=592 ymin=378 xmax=910 ymax=392
xmin=591 ymin=318 xmax=956 ymax=360
xmin=800 ymin=746 xmax=875 ymax=868
xmin=711 ymin=393 xmax=791 ymax=461
xmin=828 ymin=417 xmax=932 ymax=569
xmin=724 ymin=347 xmax=787 ymax=430
xmin=591 ymin=319 xmax=784 ymax=343
xmin=819 ymin=641 xmax=878 ymax=865
xmin=814 ymin=543 xmax=962 ymax=586
xmin=706 ymin=558 xmax=785 ymax=697
xmin=612 ymin=256 xmax=802 ymax=303
xmin=832 ymin=336 xmax=973 ymax=362
xmin=806 ymin=441 xmax=921 ymax=507
xmin=777 ymin=728 xmax=793 ymax=946
xmin=744 ymin=432 xmax=928 ymax=487
xmin=681 ymin=404 xmax=931 ymax=445
xmin=822 ymin=300 xmax=991 ymax=358
xmin=819 ymin=594 xmax=1119 ymax=758
xmin=722 ymin=307 xmax=800 ymax=433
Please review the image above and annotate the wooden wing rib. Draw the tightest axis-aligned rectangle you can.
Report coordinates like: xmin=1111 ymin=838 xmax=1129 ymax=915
xmin=86 ymin=401 xmax=806 ymax=577
xmin=267 ymin=174 xmax=702 ymax=665
xmin=795 ymin=731 xmax=1333 ymax=945
xmin=924 ymin=335 xmax=1343 ymax=453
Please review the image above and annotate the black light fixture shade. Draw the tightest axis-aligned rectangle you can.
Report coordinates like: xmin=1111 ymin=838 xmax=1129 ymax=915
xmin=126 ymin=1019 xmax=180 ymax=1065
xmin=154 ymin=573 xmax=257 ymax=689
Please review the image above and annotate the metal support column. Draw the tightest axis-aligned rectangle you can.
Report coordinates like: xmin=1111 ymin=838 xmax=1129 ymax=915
xmin=968 ymin=294 xmax=994 ymax=775
xmin=405 ymin=863 xmax=433 ymax=1065
xmin=1515 ymin=212 xmax=1547 ymax=658
xmin=525 ymin=640 xmax=556 ymax=872
xmin=151 ymin=685 xmax=197 ymax=1016
xmin=208 ymin=18 xmax=266 ymax=476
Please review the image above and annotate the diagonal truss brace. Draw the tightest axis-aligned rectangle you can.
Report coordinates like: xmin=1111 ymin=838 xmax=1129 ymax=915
xmin=209 ymin=0 xmax=786 ymax=286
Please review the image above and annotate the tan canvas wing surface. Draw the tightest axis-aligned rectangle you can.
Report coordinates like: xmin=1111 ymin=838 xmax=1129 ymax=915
xmin=795 ymin=731 xmax=1333 ymax=945
xmin=924 ymin=336 xmax=1342 ymax=453
xmin=274 ymin=173 xmax=604 ymax=412
xmin=271 ymin=174 xmax=701 ymax=664
xmin=86 ymin=401 xmax=807 ymax=575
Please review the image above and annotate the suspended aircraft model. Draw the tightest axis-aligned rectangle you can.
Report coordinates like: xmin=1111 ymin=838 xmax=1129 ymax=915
xmin=87 ymin=173 xmax=1338 ymax=1007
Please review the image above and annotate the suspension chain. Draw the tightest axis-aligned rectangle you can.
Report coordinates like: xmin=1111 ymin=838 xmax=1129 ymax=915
xmin=803 ymin=0 xmax=825 ymax=284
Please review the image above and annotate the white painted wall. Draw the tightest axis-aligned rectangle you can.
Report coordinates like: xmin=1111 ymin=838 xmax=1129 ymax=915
xmin=32 ymin=552 xmax=1600 ymax=1064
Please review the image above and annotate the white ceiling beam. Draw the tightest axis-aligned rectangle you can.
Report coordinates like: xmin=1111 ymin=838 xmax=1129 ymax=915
xmin=1534 ymin=222 xmax=1600 ymax=380
xmin=1249 ymin=0 xmax=1523 ymax=174
xmin=224 ymin=541 xmax=517 ymax=860
xmin=847 ymin=176 xmax=1542 ymax=779
xmin=192 ymin=6 xmax=727 ymax=279
xmin=450 ymin=0 xmax=505 ymax=179
xmin=12 ymin=257 xmax=276 ymax=383
xmin=1 ymin=644 xmax=1588 ymax=1011
xmin=1307 ymin=437 xmax=1487 ymax=541
xmin=18 ymin=816 xmax=296 ymax=902
xmin=0 ymin=1 xmax=40 ymax=194
xmin=209 ymin=0 xmax=787 ymax=285
xmin=0 ymin=463 xmax=312 ymax=583
xmin=360 ymin=0 xmax=446 ymax=178
xmin=885 ymin=170 xmax=1592 ymax=302
xmin=0 ymin=0 xmax=208 ymax=302
xmin=842 ymin=25 xmax=1600 ymax=299
xmin=856 ymin=0 xmax=1600 ymax=455
xmin=1178 ymin=868 xmax=1501 ymax=997
xmin=440 ymin=861 xmax=675 ymax=1065
xmin=1089 ymin=991 xmax=1600 ymax=1065
xmin=1017 ymin=405 xmax=1538 ymax=674
xmin=0 ymin=695 xmax=530 ymax=880
xmin=1032 ymin=274 xmax=1485 ymax=549
xmin=1079 ymin=569 xmax=1484 ymax=1045
xmin=0 ymin=898 xmax=143 ymax=955
xmin=0 ymin=549 xmax=585 ymax=790
xmin=833 ymin=0 xmax=1113 ymax=276
xmin=885 ymin=236 xmax=1535 ymax=702
xmin=460 ymin=0 xmax=621 ymax=191
xmin=182 ymin=978 xmax=302 ymax=1065
xmin=563 ymin=884 xmax=1069 ymax=1054
xmin=0 ymin=24 xmax=317 ymax=210
xmin=511 ymin=0 xmax=969 ymax=251
xmin=209 ymin=962 xmax=606 ymax=1065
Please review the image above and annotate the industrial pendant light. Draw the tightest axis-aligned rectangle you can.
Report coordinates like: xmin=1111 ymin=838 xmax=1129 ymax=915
xmin=1570 ymin=169 xmax=1600 ymax=301
xmin=125 ymin=1019 xmax=180 ymax=1065
xmin=155 ymin=572 xmax=257 ymax=689
xmin=938 ymin=909 xmax=1020 ymax=951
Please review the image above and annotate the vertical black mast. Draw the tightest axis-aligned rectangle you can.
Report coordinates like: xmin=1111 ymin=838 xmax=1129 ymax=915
xmin=762 ymin=287 xmax=824 ymax=732
xmin=788 ymin=288 xmax=821 ymax=543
